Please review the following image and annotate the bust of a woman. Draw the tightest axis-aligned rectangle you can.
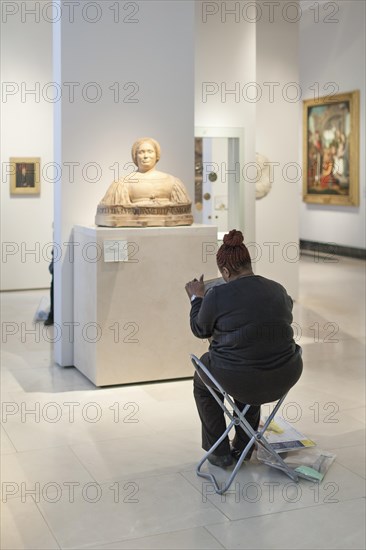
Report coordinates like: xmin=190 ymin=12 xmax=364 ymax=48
xmin=95 ymin=138 xmax=193 ymax=227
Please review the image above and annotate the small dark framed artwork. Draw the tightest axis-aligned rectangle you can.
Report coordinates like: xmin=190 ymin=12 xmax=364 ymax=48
xmin=10 ymin=158 xmax=41 ymax=195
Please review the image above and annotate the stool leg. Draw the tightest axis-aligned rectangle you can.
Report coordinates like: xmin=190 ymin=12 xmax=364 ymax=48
xmin=219 ymin=436 xmax=257 ymax=494
xmin=193 ymin=371 xmax=231 ymax=455
xmin=196 ymin=419 xmax=237 ymax=493
xmin=255 ymin=438 xmax=299 ymax=482
xmin=232 ymin=403 xmax=261 ymax=453
xmin=190 ymin=355 xmax=299 ymax=494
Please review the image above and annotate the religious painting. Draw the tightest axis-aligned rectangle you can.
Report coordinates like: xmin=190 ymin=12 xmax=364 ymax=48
xmin=303 ymin=91 xmax=359 ymax=206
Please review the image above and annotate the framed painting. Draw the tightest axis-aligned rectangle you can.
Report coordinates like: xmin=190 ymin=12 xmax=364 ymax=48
xmin=10 ymin=157 xmax=41 ymax=195
xmin=303 ymin=91 xmax=359 ymax=206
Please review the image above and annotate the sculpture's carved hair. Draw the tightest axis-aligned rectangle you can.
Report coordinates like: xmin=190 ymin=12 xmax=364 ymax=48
xmin=131 ymin=137 xmax=161 ymax=165
xmin=216 ymin=229 xmax=252 ymax=274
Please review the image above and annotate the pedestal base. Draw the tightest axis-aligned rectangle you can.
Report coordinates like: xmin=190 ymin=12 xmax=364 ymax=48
xmin=73 ymin=224 xmax=218 ymax=386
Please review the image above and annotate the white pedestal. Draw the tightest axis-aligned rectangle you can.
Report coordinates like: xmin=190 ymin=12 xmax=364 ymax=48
xmin=73 ymin=224 xmax=218 ymax=386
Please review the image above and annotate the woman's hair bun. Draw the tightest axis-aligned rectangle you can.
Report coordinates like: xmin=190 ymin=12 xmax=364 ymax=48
xmin=223 ymin=229 xmax=244 ymax=248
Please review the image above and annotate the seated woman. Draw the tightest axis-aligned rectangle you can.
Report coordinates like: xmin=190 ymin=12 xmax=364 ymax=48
xmin=95 ymin=137 xmax=193 ymax=227
xmin=185 ymin=230 xmax=303 ymax=468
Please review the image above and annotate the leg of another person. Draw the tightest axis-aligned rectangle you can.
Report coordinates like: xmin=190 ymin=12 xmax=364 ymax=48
xmin=44 ymin=276 xmax=54 ymax=326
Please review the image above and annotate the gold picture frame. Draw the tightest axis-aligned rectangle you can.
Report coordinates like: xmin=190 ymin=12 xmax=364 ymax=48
xmin=302 ymin=90 xmax=359 ymax=206
xmin=10 ymin=157 xmax=41 ymax=195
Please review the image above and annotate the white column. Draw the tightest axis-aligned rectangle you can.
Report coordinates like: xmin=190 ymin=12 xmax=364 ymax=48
xmin=53 ymin=0 xmax=195 ymax=366
xmin=255 ymin=0 xmax=300 ymax=299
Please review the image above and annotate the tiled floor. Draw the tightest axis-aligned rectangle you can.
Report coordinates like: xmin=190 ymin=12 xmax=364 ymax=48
xmin=1 ymin=256 xmax=365 ymax=549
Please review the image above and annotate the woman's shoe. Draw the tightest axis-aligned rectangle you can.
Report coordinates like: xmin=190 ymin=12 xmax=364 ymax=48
xmin=207 ymin=453 xmax=234 ymax=468
xmin=230 ymin=445 xmax=254 ymax=461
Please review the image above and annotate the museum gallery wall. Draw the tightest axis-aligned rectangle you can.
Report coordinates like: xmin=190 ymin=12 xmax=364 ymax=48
xmin=1 ymin=0 xmax=364 ymax=300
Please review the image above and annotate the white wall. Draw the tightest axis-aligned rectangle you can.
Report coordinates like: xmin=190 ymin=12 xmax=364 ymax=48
xmin=54 ymin=0 xmax=195 ymax=365
xmin=255 ymin=1 xmax=300 ymax=299
xmin=1 ymin=5 xmax=53 ymax=290
xmin=299 ymin=0 xmax=365 ymax=248
xmin=195 ymin=2 xmax=257 ymax=245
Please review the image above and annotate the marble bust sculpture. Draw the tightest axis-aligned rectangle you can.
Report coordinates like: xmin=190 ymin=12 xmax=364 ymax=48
xmin=95 ymin=137 xmax=193 ymax=227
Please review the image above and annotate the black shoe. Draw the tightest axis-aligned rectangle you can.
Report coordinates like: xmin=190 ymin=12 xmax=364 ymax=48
xmin=207 ymin=453 xmax=234 ymax=468
xmin=44 ymin=315 xmax=54 ymax=326
xmin=230 ymin=445 xmax=254 ymax=462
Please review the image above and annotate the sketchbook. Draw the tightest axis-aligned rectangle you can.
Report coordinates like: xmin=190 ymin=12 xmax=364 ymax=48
xmin=204 ymin=277 xmax=226 ymax=294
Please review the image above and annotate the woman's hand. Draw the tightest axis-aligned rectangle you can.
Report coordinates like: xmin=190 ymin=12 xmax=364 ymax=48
xmin=185 ymin=274 xmax=205 ymax=299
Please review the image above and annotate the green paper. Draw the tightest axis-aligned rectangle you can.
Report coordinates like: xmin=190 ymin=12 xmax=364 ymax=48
xmin=295 ymin=465 xmax=324 ymax=481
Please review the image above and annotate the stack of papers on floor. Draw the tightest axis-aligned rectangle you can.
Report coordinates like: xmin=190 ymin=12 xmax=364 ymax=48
xmin=262 ymin=416 xmax=316 ymax=452
xmin=257 ymin=416 xmax=336 ymax=482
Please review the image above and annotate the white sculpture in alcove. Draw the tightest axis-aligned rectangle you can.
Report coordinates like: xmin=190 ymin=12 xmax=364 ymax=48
xmin=255 ymin=153 xmax=273 ymax=200
xmin=95 ymin=137 xmax=193 ymax=227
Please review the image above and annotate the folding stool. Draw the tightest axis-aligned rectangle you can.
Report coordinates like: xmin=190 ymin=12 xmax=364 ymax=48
xmin=191 ymin=353 xmax=299 ymax=495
